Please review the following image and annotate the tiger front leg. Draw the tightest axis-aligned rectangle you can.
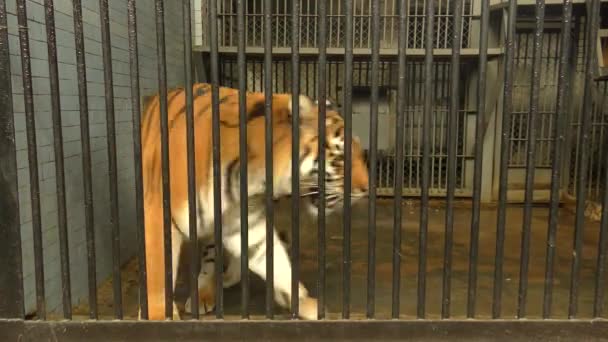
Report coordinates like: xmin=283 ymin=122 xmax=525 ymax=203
xmin=223 ymin=218 xmax=318 ymax=320
xmin=184 ymin=243 xmax=216 ymax=315
xmin=143 ymin=215 xmax=183 ymax=320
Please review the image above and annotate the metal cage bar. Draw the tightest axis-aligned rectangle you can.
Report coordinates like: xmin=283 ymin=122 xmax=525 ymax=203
xmin=594 ymin=101 xmax=608 ymax=317
xmin=154 ymin=0 xmax=173 ymax=319
xmin=264 ymin=0 xmax=275 ymax=320
xmin=43 ymin=0 xmax=72 ymax=320
xmin=72 ymin=0 xmax=98 ymax=320
xmin=127 ymin=0 xmax=148 ymax=320
xmin=391 ymin=0 xmax=407 ymax=319
xmin=99 ymin=0 xmax=123 ymax=320
xmin=518 ymin=0 xmax=545 ymax=319
xmin=366 ymin=0 xmax=380 ymax=319
xmin=183 ymin=0 xmax=199 ymax=320
xmin=493 ymin=0 xmax=517 ymax=319
xmin=317 ymin=0 xmax=327 ymax=320
xmin=0 ymin=0 xmax=24 ymax=320
xmin=237 ymin=0 xmax=250 ymax=320
xmin=441 ymin=0 xmax=463 ymax=319
xmin=418 ymin=0 xmax=435 ymax=319
xmin=209 ymin=0 xmax=224 ymax=319
xmin=16 ymin=0 xmax=45 ymax=320
xmin=466 ymin=0 xmax=489 ymax=319
xmin=342 ymin=0 xmax=354 ymax=320
xmin=569 ymin=0 xmax=601 ymax=319
xmin=543 ymin=0 xmax=573 ymax=319
xmin=289 ymin=0 xmax=300 ymax=320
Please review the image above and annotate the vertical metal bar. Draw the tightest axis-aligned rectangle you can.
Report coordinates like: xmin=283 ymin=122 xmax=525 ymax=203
xmin=366 ymin=0 xmax=380 ymax=319
xmin=0 ymin=0 xmax=25 ymax=320
xmin=264 ymin=0 xmax=275 ymax=320
xmin=127 ymin=0 xmax=147 ymax=320
xmin=467 ymin=0 xmax=489 ymax=318
xmin=442 ymin=0 xmax=462 ymax=320
xmin=569 ymin=0 xmax=600 ymax=319
xmin=392 ymin=0 xmax=407 ymax=319
xmin=237 ymin=0 xmax=249 ymax=320
xmin=16 ymin=0 xmax=46 ymax=320
xmin=517 ymin=0 xmax=545 ymax=319
xmin=290 ymin=0 xmax=300 ymax=320
xmin=154 ymin=0 xmax=173 ymax=319
xmin=99 ymin=0 xmax=123 ymax=319
xmin=492 ymin=0 xmax=517 ymax=319
xmin=418 ymin=0 xmax=435 ymax=319
xmin=317 ymin=0 xmax=327 ymax=320
xmin=44 ymin=0 xmax=72 ymax=319
xmin=73 ymin=0 xmax=98 ymax=319
xmin=183 ymin=0 xmax=199 ymax=320
xmin=342 ymin=0 xmax=353 ymax=320
xmin=542 ymin=0 xmax=573 ymax=319
xmin=209 ymin=0 xmax=224 ymax=319
xmin=594 ymin=110 xmax=608 ymax=318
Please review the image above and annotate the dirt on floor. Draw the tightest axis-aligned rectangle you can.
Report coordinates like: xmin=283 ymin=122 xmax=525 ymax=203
xmin=70 ymin=198 xmax=606 ymax=320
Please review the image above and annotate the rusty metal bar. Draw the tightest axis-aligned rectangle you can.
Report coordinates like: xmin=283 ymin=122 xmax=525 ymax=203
xmin=568 ymin=0 xmax=600 ymax=319
xmin=493 ymin=0 xmax=517 ymax=319
xmin=467 ymin=0 xmax=489 ymax=318
xmin=518 ymin=0 xmax=545 ymax=319
xmin=99 ymin=0 xmax=123 ymax=319
xmin=183 ymin=0 xmax=199 ymax=320
xmin=264 ymin=0 xmax=275 ymax=320
xmin=442 ymin=0 xmax=463 ymax=319
xmin=44 ymin=0 xmax=72 ymax=320
xmin=418 ymin=0 xmax=435 ymax=319
xmin=0 ymin=0 xmax=24 ymax=320
xmin=209 ymin=0 xmax=224 ymax=319
xmin=542 ymin=0 xmax=573 ymax=319
xmin=290 ymin=0 xmax=301 ymax=320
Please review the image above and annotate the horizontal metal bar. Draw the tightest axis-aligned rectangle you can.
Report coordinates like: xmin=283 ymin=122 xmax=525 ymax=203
xmin=195 ymin=47 xmax=505 ymax=57
xmin=2 ymin=320 xmax=608 ymax=342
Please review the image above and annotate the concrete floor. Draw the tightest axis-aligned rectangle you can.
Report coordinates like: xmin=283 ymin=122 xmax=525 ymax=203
xmin=73 ymin=198 xmax=605 ymax=320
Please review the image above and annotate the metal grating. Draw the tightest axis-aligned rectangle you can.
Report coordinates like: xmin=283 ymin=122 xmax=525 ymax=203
xmin=218 ymin=57 xmax=475 ymax=196
xmin=203 ymin=0 xmax=476 ymax=50
xmin=568 ymin=79 xmax=608 ymax=202
xmin=508 ymin=28 xmax=562 ymax=168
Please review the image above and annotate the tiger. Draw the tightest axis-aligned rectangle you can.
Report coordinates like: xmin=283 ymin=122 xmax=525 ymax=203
xmin=140 ymin=83 xmax=369 ymax=320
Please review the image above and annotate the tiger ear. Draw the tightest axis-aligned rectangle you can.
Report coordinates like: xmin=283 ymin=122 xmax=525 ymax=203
xmin=288 ymin=94 xmax=315 ymax=119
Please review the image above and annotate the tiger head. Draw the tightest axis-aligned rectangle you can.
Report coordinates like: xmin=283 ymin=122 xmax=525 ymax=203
xmin=285 ymin=95 xmax=369 ymax=216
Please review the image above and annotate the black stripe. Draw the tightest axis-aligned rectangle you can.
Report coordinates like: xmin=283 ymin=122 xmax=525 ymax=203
xmin=194 ymin=84 xmax=210 ymax=98
xmin=299 ymin=146 xmax=311 ymax=164
xmin=248 ymin=238 xmax=265 ymax=261
xmin=167 ymin=88 xmax=183 ymax=110
xmin=247 ymin=99 xmax=266 ymax=122
xmin=225 ymin=158 xmax=239 ymax=203
xmin=142 ymin=96 xmax=159 ymax=139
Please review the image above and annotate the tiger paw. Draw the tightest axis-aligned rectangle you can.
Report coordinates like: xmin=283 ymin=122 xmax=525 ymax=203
xmin=173 ymin=302 xmax=181 ymax=320
xmin=185 ymin=297 xmax=215 ymax=314
xmin=298 ymin=297 xmax=318 ymax=320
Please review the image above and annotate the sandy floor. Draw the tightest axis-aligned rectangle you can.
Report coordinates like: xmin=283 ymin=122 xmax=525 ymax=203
xmin=70 ymin=198 xmax=606 ymax=320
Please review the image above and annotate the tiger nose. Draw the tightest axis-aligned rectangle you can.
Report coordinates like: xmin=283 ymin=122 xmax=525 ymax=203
xmin=351 ymin=178 xmax=368 ymax=195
